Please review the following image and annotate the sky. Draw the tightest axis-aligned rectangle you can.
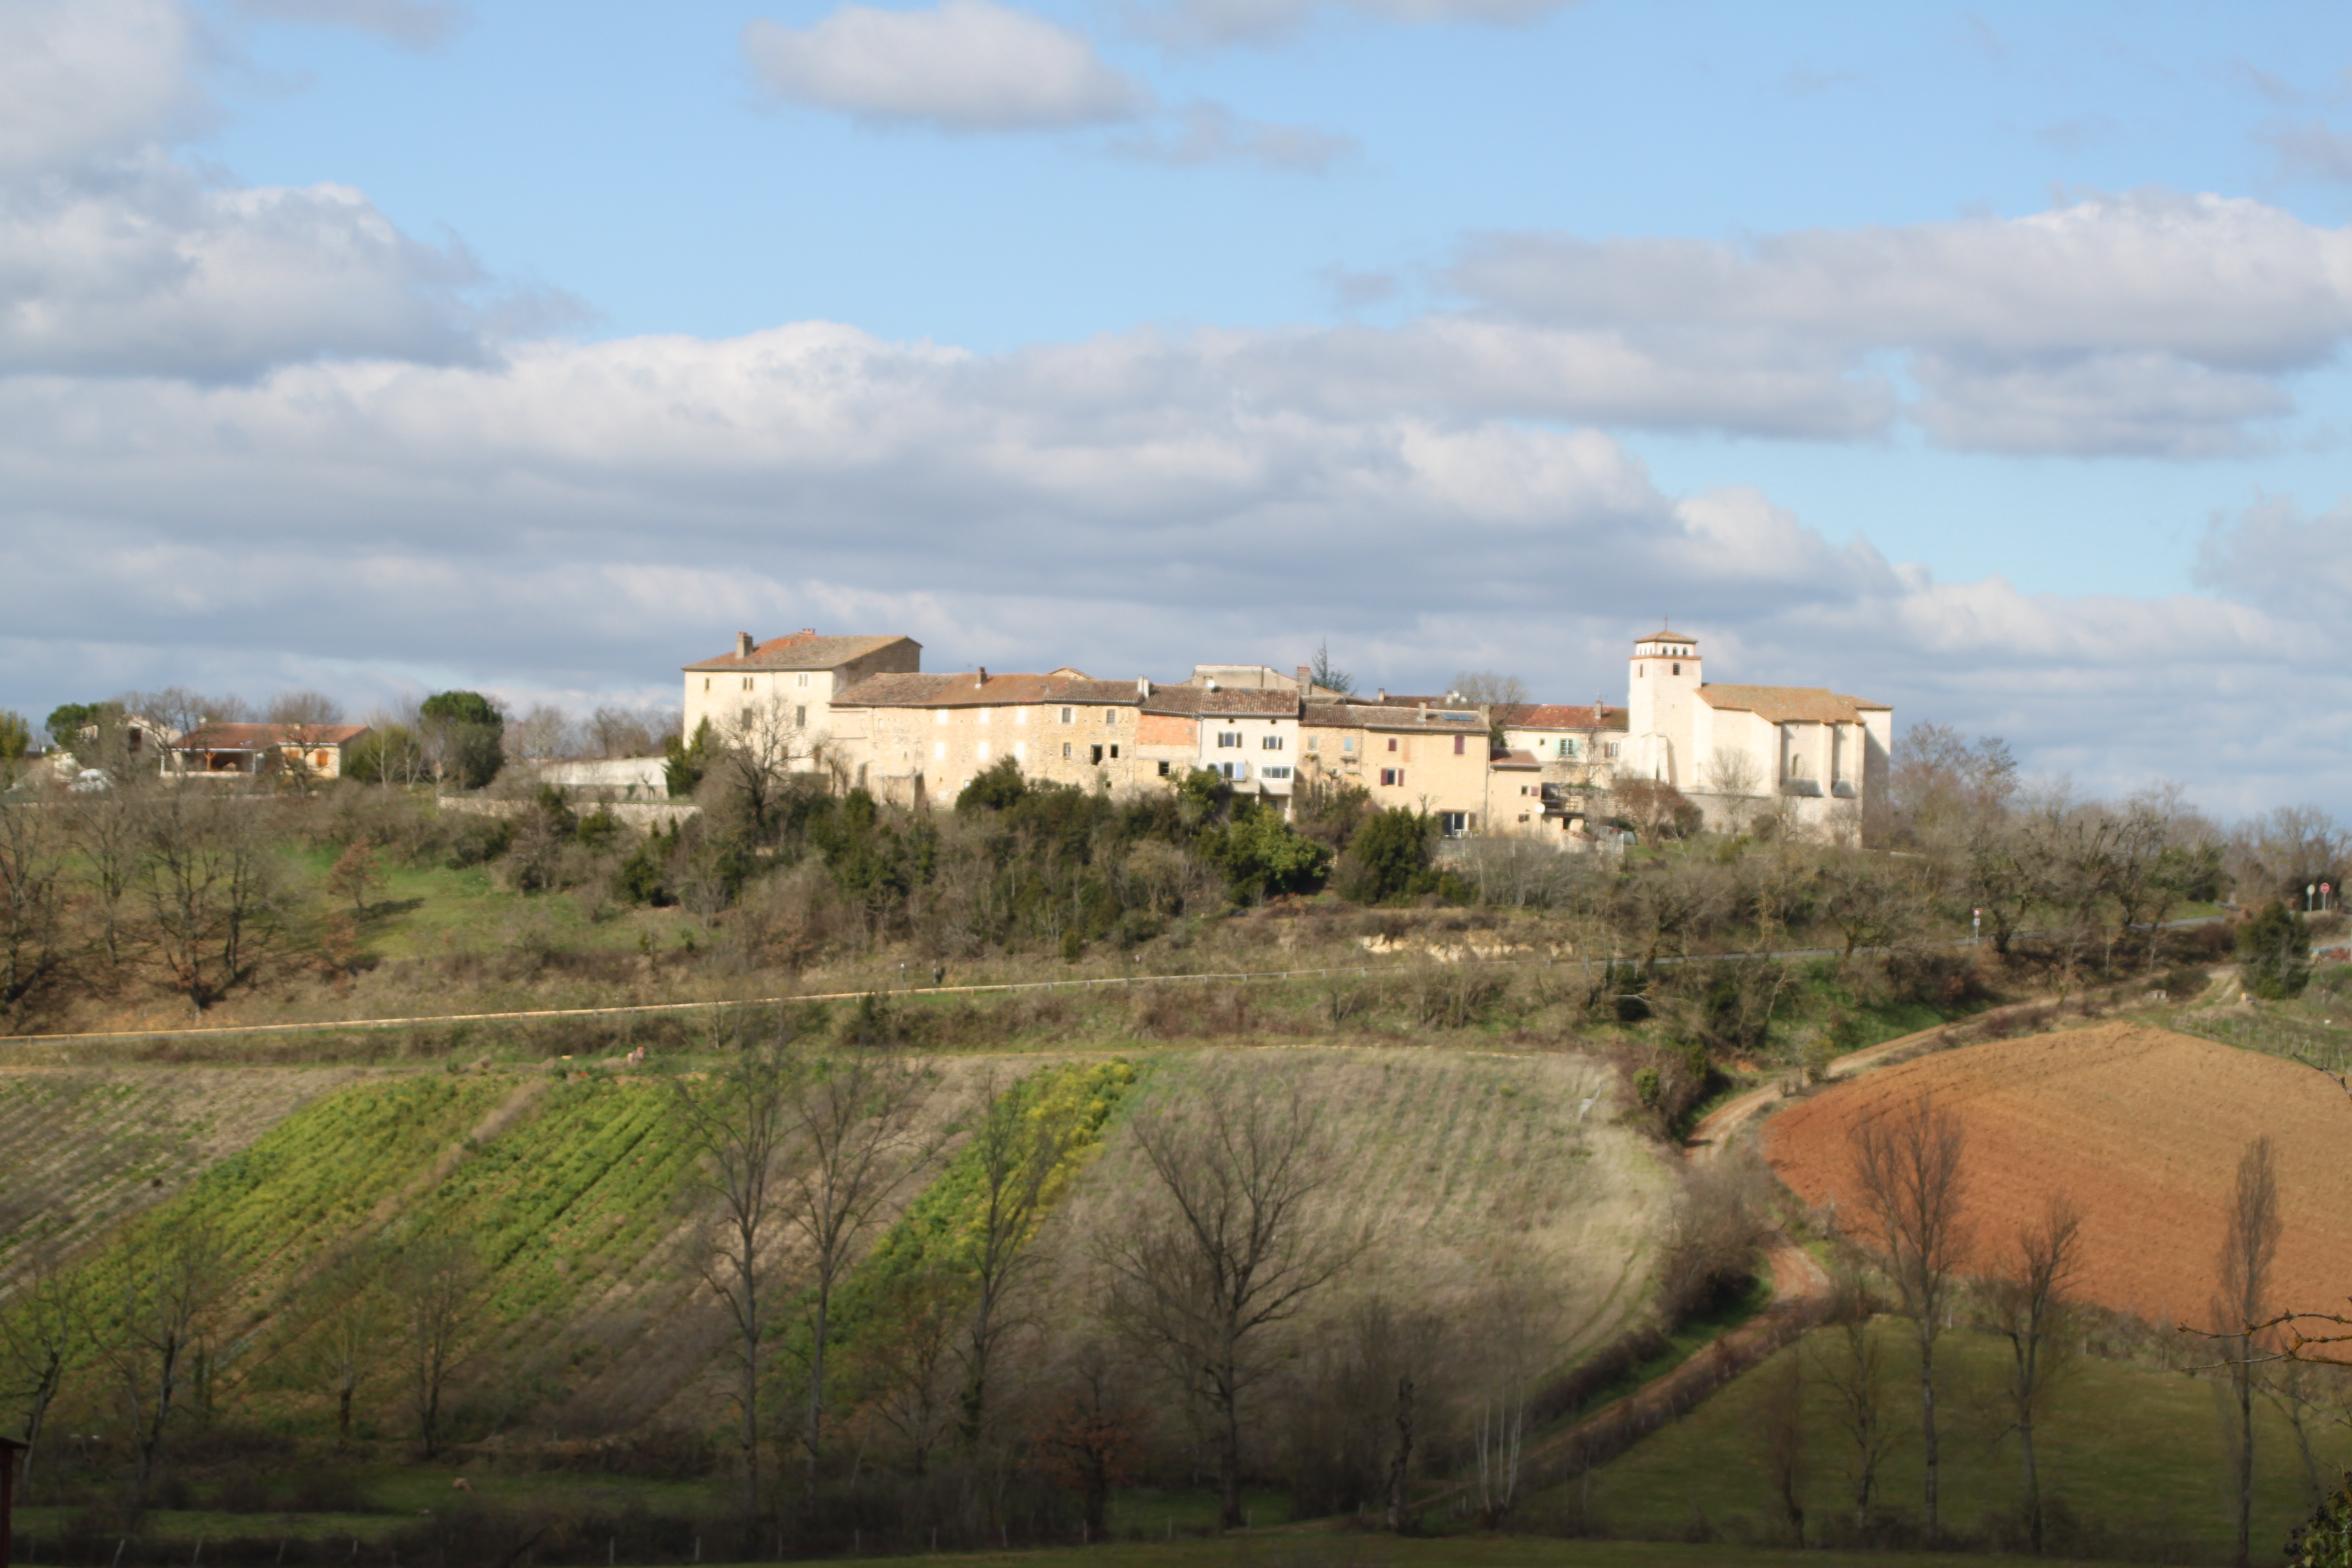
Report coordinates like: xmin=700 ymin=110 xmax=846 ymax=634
xmin=3 ymin=0 xmax=2351 ymax=817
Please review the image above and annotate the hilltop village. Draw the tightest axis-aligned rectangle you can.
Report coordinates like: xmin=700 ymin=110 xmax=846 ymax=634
xmin=681 ymin=627 xmax=1893 ymax=845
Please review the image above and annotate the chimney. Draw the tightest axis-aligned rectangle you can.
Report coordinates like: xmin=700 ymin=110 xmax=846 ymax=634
xmin=1295 ymin=663 xmax=1312 ymax=694
xmin=799 ymin=627 xmax=815 ymax=637
xmin=735 ymin=631 xmax=754 ymax=657
xmin=1137 ymin=676 xmax=1151 ymax=699
xmin=1375 ymin=687 xmax=1387 ymax=704
xmin=975 ymin=666 xmax=987 ymax=687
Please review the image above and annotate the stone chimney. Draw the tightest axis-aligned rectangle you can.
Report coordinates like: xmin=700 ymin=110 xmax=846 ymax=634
xmin=799 ymin=627 xmax=815 ymax=637
xmin=975 ymin=666 xmax=987 ymax=687
xmin=1375 ymin=687 xmax=1387 ymax=704
xmin=735 ymin=631 xmax=754 ymax=657
xmin=1295 ymin=663 xmax=1312 ymax=694
xmin=1137 ymin=676 xmax=1151 ymax=699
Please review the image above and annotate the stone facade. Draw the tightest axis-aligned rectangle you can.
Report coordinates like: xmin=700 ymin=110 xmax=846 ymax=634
xmin=681 ymin=630 xmax=921 ymax=771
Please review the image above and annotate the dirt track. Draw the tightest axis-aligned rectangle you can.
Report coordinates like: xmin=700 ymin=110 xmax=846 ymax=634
xmin=1764 ymin=1020 xmax=2352 ymax=1329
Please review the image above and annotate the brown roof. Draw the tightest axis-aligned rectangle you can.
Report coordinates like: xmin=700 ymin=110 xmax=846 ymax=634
xmin=1368 ymin=691 xmax=1465 ymax=708
xmin=683 ymin=632 xmax=917 ymax=672
xmin=1302 ymin=701 xmax=1486 ymax=734
xmin=1496 ymin=703 xmax=1629 ymax=733
xmin=1636 ymin=629 xmax=1697 ymax=644
xmin=1143 ymin=686 xmax=1300 ymax=718
xmin=1696 ymin=684 xmax=1888 ymax=725
xmin=833 ymin=672 xmax=1143 ymax=710
xmin=173 ymin=722 xmax=370 ymax=751
xmin=1490 ymin=749 xmax=1541 ymax=771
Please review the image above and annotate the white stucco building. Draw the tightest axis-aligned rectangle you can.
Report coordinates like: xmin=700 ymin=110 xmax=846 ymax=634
xmin=681 ymin=630 xmax=922 ymax=771
xmin=1624 ymin=630 xmax=1891 ymax=841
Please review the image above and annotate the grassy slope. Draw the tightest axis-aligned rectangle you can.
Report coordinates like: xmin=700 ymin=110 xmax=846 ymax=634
xmin=1540 ymin=1319 xmax=2352 ymax=1564
xmin=745 ymin=1539 xmax=2140 ymax=1568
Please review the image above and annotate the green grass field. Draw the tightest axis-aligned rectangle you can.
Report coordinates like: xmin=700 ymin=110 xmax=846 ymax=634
xmin=736 ymin=1536 xmax=2144 ymax=1568
xmin=1537 ymin=1318 xmax=2352 ymax=1564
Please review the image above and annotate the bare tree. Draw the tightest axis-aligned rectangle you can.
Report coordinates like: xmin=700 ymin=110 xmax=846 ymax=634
xmin=505 ymin=703 xmax=579 ymax=763
xmin=264 ymin=690 xmax=344 ymax=726
xmin=110 ymin=1216 xmax=229 ymax=1505
xmin=392 ymin=1231 xmax=482 ymax=1459
xmin=140 ymin=787 xmax=284 ymax=1009
xmin=672 ymin=1023 xmax=795 ymax=1523
xmin=1991 ymin=1192 xmax=2084 ymax=1554
xmin=1812 ymin=1269 xmax=1895 ymax=1525
xmin=588 ymin=706 xmax=660 ymax=760
xmin=779 ymin=1049 xmax=934 ymax=1487
xmin=1848 ymin=1094 xmax=1968 ymax=1539
xmin=2214 ymin=1136 xmax=2282 ymax=1568
xmin=956 ymin=1071 xmax=1082 ymax=1450
xmin=1102 ymin=1079 xmax=1356 ymax=1530
xmin=1701 ymin=746 xmax=1766 ymax=832
xmin=306 ymin=1243 xmax=388 ymax=1448
xmin=1757 ymin=1347 xmax=1809 ymax=1544
xmin=1467 ymin=1268 xmax=1551 ymax=1528
xmin=0 ymin=800 xmax=69 ymax=1023
xmin=1034 ymin=1336 xmax=1145 ymax=1542
xmin=711 ymin=697 xmax=811 ymax=841
xmin=0 ymin=1244 xmax=89 ymax=1495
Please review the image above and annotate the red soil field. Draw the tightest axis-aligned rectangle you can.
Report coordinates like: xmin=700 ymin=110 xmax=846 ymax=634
xmin=1764 ymin=1023 xmax=2352 ymax=1330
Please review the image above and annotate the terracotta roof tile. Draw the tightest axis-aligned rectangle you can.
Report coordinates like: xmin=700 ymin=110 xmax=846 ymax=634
xmin=173 ymin=722 xmax=370 ymax=750
xmin=683 ymin=632 xmax=917 ymax=672
xmin=1143 ymin=687 xmax=1299 ymax=717
xmin=832 ymin=672 xmax=1144 ymax=709
xmin=1696 ymin=684 xmax=1887 ymax=725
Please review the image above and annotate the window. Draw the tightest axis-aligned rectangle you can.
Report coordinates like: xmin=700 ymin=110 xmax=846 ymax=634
xmin=797 ymin=673 xmax=809 ymax=687
xmin=1217 ymin=731 xmax=1242 ymax=749
xmin=1261 ymin=734 xmax=1282 ymax=750
xmin=1560 ymin=737 xmax=1579 ymax=758
xmin=1672 ymin=662 xmax=1681 ymax=675
xmin=1452 ymin=735 xmax=1466 ymax=756
xmin=1015 ymin=708 xmax=1027 ymax=727
xmin=1604 ymin=741 xmax=1621 ymax=759
xmin=1090 ymin=744 xmax=1104 ymax=765
xmin=1380 ymin=767 xmax=1402 ymax=787
xmin=1263 ymin=765 xmax=1291 ymax=780
xmin=1104 ymin=709 xmax=1117 ymax=725
xmin=1157 ymin=760 xmax=1171 ymax=777
xmin=1219 ymin=761 xmax=1241 ymax=780
xmin=702 ymin=677 xmax=710 ymax=692
xmin=1062 ymin=742 xmax=1072 ymax=760
xmin=1307 ymin=735 xmax=1320 ymax=752
xmin=742 ymin=676 xmax=753 ymax=691
xmin=1109 ymin=744 xmax=1121 ymax=759
xmin=794 ymin=706 xmax=806 ymax=727
xmin=1342 ymin=736 xmax=1356 ymax=754
xmin=1438 ymin=811 xmax=1469 ymax=838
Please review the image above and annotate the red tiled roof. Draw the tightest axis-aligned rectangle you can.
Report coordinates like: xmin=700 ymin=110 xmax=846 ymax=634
xmin=1490 ymin=749 xmax=1541 ymax=771
xmin=173 ymin=722 xmax=370 ymax=751
xmin=1696 ymin=684 xmax=1888 ymax=724
xmin=1496 ymin=703 xmax=1629 ymax=733
xmin=683 ymin=632 xmax=917 ymax=672
xmin=832 ymin=672 xmax=1144 ymax=709
xmin=1143 ymin=687 xmax=1300 ymax=718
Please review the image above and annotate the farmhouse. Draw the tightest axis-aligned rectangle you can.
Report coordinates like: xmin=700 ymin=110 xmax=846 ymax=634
xmin=827 ymin=669 xmax=1152 ymax=805
xmin=169 ymin=722 xmax=372 ymax=780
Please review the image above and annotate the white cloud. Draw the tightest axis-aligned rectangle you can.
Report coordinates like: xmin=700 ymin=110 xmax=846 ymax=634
xmin=2194 ymin=497 xmax=2352 ymax=622
xmin=0 ymin=0 xmax=204 ymax=176
xmin=2264 ymin=120 xmax=2352 ymax=183
xmin=1139 ymin=0 xmax=1577 ymax=50
xmin=1450 ymin=193 xmax=2352 ymax=455
xmin=1111 ymin=101 xmax=1357 ymax=171
xmin=743 ymin=1 xmax=1142 ymax=131
xmin=0 ymin=160 xmax=526 ymax=379
xmin=233 ymin=0 xmax=461 ymax=48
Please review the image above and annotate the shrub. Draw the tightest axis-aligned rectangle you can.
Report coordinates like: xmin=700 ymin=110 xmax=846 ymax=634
xmin=1336 ymin=807 xmax=1436 ymax=904
xmin=2240 ymin=901 xmax=2313 ymax=1000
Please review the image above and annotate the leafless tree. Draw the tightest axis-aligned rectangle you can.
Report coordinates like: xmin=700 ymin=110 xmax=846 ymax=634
xmin=66 ymin=777 xmax=146 ymax=969
xmin=2214 ymin=1136 xmax=2282 ymax=1568
xmin=1757 ymin=1347 xmax=1809 ymax=1544
xmin=673 ymin=1021 xmax=796 ymax=1522
xmin=1468 ymin=1268 xmax=1551 ymax=1528
xmin=1811 ymin=1269 xmax=1895 ymax=1525
xmin=264 ymin=690 xmax=344 ymax=726
xmin=505 ymin=703 xmax=579 ymax=763
xmin=0 ymin=800 xmax=69 ymax=1023
xmin=131 ymin=687 xmax=248 ymax=738
xmin=110 ymin=1215 xmax=229 ymax=1505
xmin=1701 ymin=746 xmax=1766 ymax=832
xmin=956 ymin=1071 xmax=1083 ymax=1451
xmin=1101 ymin=1079 xmax=1357 ymax=1530
xmin=1848 ymin=1093 xmax=1968 ymax=1539
xmin=0 ymin=1243 xmax=89 ymax=1495
xmin=1990 ymin=1192 xmax=2084 ymax=1554
xmin=1890 ymin=722 xmax=2017 ymax=854
xmin=140 ymin=787 xmax=284 ymax=1009
xmin=779 ymin=1048 xmax=934 ymax=1486
xmin=869 ymin=1265 xmax=961 ymax=1477
xmin=587 ymin=706 xmax=661 ymax=760
xmin=306 ymin=1242 xmax=388 ymax=1449
xmin=391 ymin=1231 xmax=482 ymax=1459
xmin=711 ymin=697 xmax=811 ymax=841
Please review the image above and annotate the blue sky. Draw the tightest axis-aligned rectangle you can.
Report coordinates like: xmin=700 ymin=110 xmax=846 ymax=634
xmin=5 ymin=0 xmax=2352 ymax=815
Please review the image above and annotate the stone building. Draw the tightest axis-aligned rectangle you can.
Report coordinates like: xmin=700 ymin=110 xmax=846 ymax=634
xmin=827 ymin=669 xmax=1151 ymax=805
xmin=1298 ymin=700 xmax=1491 ymax=836
xmin=681 ymin=630 xmax=921 ymax=770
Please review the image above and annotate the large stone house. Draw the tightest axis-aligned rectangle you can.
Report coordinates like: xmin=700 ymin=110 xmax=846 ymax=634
xmin=1298 ymin=701 xmax=1491 ymax=837
xmin=827 ymin=669 xmax=1152 ymax=805
xmin=1141 ymin=685 xmax=1302 ymax=803
xmin=681 ymin=630 xmax=921 ymax=772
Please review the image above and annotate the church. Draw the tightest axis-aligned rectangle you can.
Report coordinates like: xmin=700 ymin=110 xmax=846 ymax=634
xmin=1623 ymin=630 xmax=1892 ymax=841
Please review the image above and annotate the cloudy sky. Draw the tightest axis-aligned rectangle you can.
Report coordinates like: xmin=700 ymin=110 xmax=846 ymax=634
xmin=4 ymin=0 xmax=2350 ymax=816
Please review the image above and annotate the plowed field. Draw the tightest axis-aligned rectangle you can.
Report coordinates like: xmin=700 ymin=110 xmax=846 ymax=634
xmin=1764 ymin=1022 xmax=2352 ymax=1327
